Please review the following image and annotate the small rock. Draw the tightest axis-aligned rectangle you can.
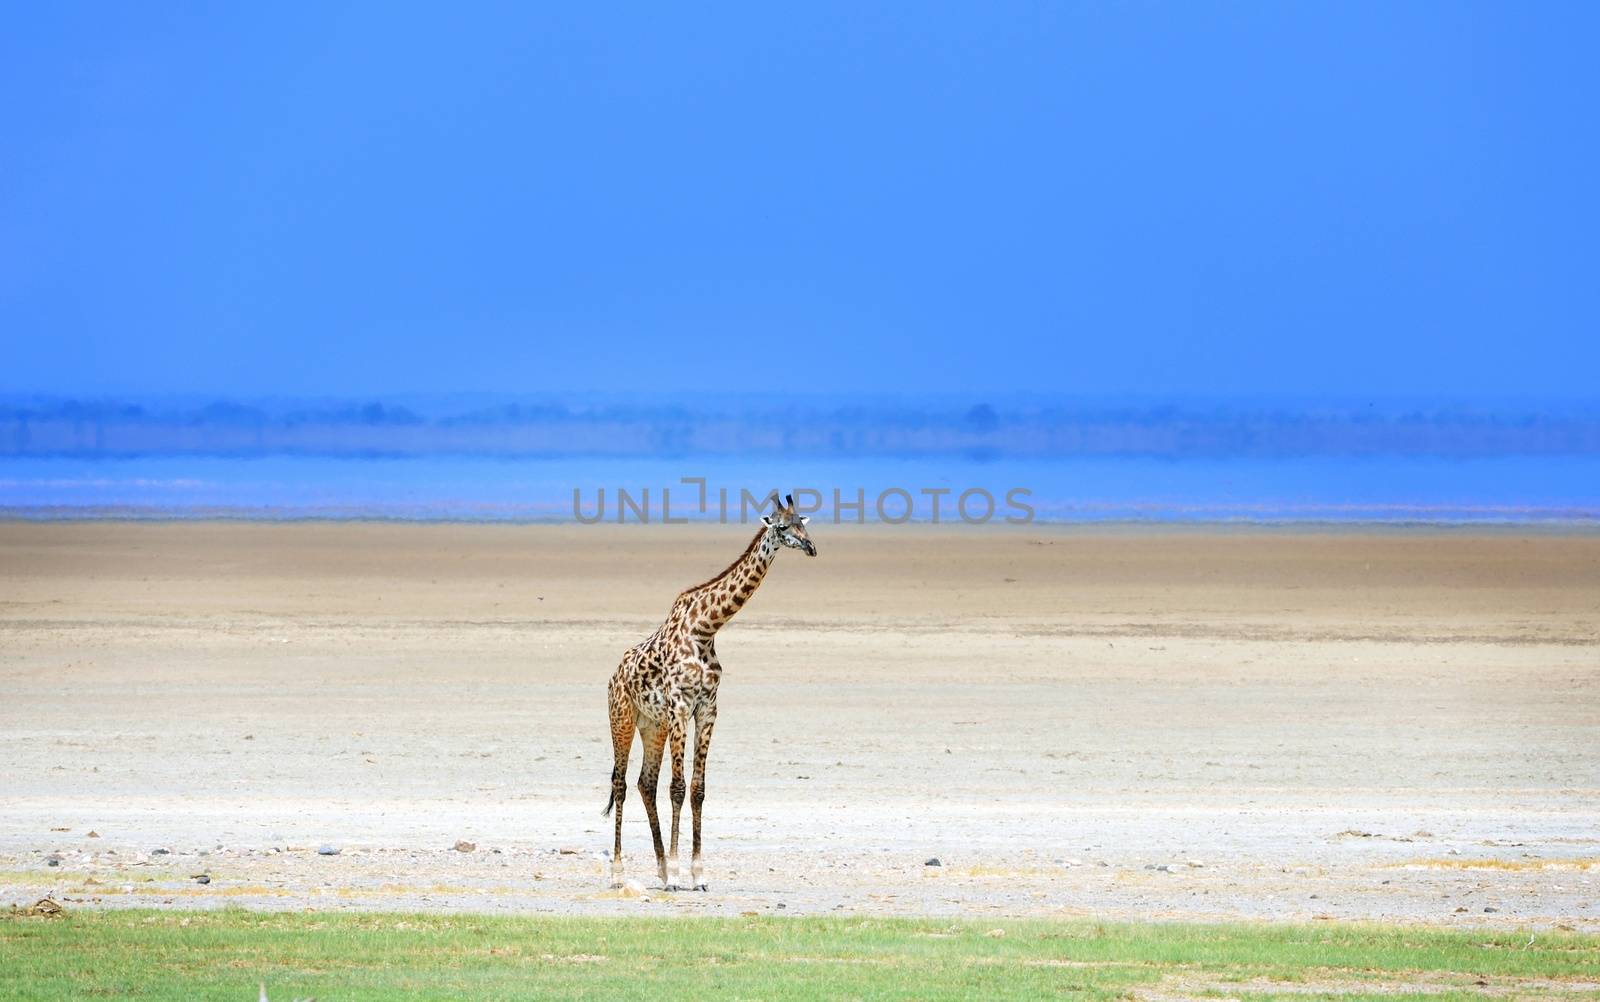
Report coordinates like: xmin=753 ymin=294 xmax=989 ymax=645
xmin=453 ymin=840 xmax=476 ymax=853
xmin=151 ymin=848 xmax=171 ymax=856
xmin=1483 ymin=906 xmax=1499 ymax=913
xmin=775 ymin=902 xmax=786 ymax=910
xmin=558 ymin=847 xmax=581 ymax=855
xmin=46 ymin=858 xmax=61 ymax=867
xmin=86 ymin=831 xmax=100 ymax=838
xmin=192 ymin=874 xmax=210 ymax=885
xmin=316 ymin=845 xmax=340 ymax=856
xmin=925 ymin=858 xmax=941 ymax=867
xmin=1454 ymin=906 xmax=1469 ymax=913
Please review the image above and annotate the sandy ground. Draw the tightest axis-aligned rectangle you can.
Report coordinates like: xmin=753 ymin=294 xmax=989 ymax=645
xmin=1 ymin=521 xmax=1597 ymax=927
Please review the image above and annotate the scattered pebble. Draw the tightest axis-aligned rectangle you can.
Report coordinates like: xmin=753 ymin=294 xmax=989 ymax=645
xmin=925 ymin=858 xmax=941 ymax=867
xmin=1484 ymin=906 xmax=1500 ymax=913
xmin=151 ymin=848 xmax=171 ymax=856
xmin=316 ymin=845 xmax=340 ymax=856
xmin=86 ymin=831 xmax=100 ymax=838
xmin=453 ymin=840 xmax=476 ymax=853
xmin=192 ymin=874 xmax=210 ymax=885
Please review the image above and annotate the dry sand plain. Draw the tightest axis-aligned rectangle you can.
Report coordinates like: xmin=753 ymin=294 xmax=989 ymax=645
xmin=1 ymin=521 xmax=1597 ymax=927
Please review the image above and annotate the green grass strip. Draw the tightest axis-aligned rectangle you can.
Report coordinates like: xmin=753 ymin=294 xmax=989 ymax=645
xmin=3 ymin=910 xmax=1596 ymax=1000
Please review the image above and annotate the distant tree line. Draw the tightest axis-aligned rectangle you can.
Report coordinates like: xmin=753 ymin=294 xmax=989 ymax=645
xmin=2 ymin=396 xmax=1597 ymax=459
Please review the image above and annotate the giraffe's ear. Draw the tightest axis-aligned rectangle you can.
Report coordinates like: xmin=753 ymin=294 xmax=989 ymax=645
xmin=761 ymin=514 xmax=775 ymax=527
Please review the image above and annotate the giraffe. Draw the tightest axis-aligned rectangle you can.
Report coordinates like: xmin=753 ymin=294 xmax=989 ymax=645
xmin=603 ymin=493 xmax=817 ymax=890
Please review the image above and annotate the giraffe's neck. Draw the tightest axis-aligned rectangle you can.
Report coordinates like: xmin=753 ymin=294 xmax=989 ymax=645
xmin=676 ymin=525 xmax=780 ymax=637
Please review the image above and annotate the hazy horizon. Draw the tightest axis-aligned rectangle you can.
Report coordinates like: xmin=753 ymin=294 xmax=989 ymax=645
xmin=6 ymin=5 xmax=1597 ymax=522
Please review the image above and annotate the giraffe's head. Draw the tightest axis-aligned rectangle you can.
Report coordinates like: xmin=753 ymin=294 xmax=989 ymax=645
xmin=763 ymin=494 xmax=817 ymax=557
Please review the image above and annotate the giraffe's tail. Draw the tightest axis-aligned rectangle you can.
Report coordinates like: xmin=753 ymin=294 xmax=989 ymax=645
xmin=602 ymin=764 xmax=621 ymax=817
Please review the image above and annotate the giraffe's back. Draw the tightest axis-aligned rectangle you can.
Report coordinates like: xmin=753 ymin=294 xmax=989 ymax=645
xmin=612 ymin=631 xmax=720 ymax=725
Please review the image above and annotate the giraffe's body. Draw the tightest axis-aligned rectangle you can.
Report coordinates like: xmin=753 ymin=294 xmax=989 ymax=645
xmin=604 ymin=496 xmax=816 ymax=890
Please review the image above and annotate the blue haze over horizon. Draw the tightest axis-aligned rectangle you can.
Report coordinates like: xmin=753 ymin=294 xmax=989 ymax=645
xmin=3 ymin=4 xmax=1596 ymax=520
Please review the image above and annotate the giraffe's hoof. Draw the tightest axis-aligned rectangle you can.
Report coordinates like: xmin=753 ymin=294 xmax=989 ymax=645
xmin=608 ymin=880 xmax=624 ymax=890
xmin=693 ymin=883 xmax=708 ymax=892
xmin=664 ymin=883 xmax=681 ymax=892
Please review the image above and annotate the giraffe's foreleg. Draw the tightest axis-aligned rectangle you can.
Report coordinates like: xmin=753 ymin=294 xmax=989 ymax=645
xmin=665 ymin=709 xmax=689 ymax=890
xmin=690 ymin=704 xmax=717 ymax=891
xmin=636 ymin=720 xmax=669 ymax=888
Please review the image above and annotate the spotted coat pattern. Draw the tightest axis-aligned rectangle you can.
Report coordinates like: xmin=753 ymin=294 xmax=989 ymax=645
xmin=603 ymin=500 xmax=815 ymax=890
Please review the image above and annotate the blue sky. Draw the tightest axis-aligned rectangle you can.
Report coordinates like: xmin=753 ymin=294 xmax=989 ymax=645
xmin=3 ymin=2 xmax=1596 ymax=401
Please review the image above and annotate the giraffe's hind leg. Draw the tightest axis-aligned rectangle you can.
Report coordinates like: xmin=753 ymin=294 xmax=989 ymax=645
xmin=636 ymin=718 xmax=670 ymax=887
xmin=605 ymin=677 xmax=634 ymax=888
